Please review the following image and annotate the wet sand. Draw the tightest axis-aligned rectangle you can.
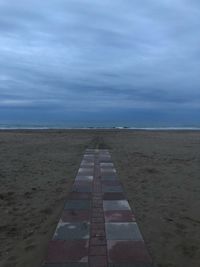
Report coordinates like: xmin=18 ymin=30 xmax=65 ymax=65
xmin=0 ymin=130 xmax=200 ymax=267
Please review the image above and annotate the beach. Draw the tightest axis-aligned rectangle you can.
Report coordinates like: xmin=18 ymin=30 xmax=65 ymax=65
xmin=0 ymin=130 xmax=200 ymax=267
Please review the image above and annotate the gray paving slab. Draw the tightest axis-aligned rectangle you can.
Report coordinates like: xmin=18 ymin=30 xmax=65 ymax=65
xmin=78 ymin=168 xmax=94 ymax=172
xmin=75 ymin=175 xmax=93 ymax=182
xmin=101 ymin=168 xmax=116 ymax=173
xmin=101 ymin=175 xmax=118 ymax=181
xmin=44 ymin=264 xmax=88 ymax=267
xmin=102 ymin=185 xmax=123 ymax=193
xmin=53 ymin=222 xmax=90 ymax=240
xmin=64 ymin=200 xmax=91 ymax=210
xmin=100 ymin=163 xmax=114 ymax=167
xmin=109 ymin=264 xmax=153 ymax=267
xmin=83 ymin=155 xmax=95 ymax=159
xmin=81 ymin=161 xmax=94 ymax=166
xmin=99 ymin=156 xmax=111 ymax=160
xmin=105 ymin=222 xmax=143 ymax=241
xmin=72 ymin=184 xmax=92 ymax=193
xmin=103 ymin=200 xmax=131 ymax=211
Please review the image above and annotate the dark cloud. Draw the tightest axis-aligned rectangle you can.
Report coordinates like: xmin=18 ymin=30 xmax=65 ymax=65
xmin=0 ymin=0 xmax=200 ymax=124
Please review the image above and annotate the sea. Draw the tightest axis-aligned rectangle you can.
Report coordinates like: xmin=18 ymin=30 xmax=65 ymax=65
xmin=0 ymin=122 xmax=200 ymax=130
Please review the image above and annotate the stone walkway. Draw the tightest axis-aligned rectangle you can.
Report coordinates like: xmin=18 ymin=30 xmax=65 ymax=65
xmin=42 ymin=149 xmax=154 ymax=267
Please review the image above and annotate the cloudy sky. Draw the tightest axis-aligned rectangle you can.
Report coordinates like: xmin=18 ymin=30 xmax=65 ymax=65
xmin=0 ymin=0 xmax=200 ymax=126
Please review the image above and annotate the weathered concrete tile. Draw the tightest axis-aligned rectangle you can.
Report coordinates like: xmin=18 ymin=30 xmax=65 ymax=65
xmin=108 ymin=263 xmax=153 ymax=267
xmin=75 ymin=175 xmax=93 ymax=182
xmin=44 ymin=264 xmax=88 ymax=267
xmin=103 ymin=193 xmax=126 ymax=200
xmin=72 ymin=183 xmax=92 ymax=193
xmin=53 ymin=222 xmax=90 ymax=240
xmin=100 ymin=168 xmax=116 ymax=173
xmin=102 ymin=185 xmax=123 ymax=193
xmin=81 ymin=161 xmax=95 ymax=167
xmin=100 ymin=163 xmax=114 ymax=167
xmin=78 ymin=168 xmax=94 ymax=176
xmin=105 ymin=223 xmax=143 ymax=241
xmin=99 ymin=159 xmax=112 ymax=163
xmin=103 ymin=200 xmax=131 ymax=211
xmin=68 ymin=192 xmax=91 ymax=200
xmin=45 ymin=240 xmax=88 ymax=263
xmin=101 ymin=175 xmax=118 ymax=181
xmin=78 ymin=167 xmax=94 ymax=172
xmin=83 ymin=155 xmax=95 ymax=159
xmin=105 ymin=210 xmax=135 ymax=222
xmin=89 ymin=245 xmax=107 ymax=256
xmin=102 ymin=180 xmax=121 ymax=186
xmin=64 ymin=200 xmax=91 ymax=210
xmin=89 ymin=255 xmax=107 ymax=267
xmin=107 ymin=240 xmax=152 ymax=265
xmin=61 ymin=210 xmax=90 ymax=222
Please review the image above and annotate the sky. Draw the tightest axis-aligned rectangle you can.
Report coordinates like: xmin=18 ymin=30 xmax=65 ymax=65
xmin=0 ymin=0 xmax=200 ymax=126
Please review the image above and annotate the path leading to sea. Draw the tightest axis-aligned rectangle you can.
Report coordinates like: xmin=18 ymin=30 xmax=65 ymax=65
xmin=42 ymin=149 xmax=153 ymax=267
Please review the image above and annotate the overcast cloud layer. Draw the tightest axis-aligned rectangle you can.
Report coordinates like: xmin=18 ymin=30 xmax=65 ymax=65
xmin=0 ymin=0 xmax=200 ymax=124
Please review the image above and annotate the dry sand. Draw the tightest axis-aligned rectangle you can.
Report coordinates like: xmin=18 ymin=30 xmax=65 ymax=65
xmin=0 ymin=130 xmax=200 ymax=267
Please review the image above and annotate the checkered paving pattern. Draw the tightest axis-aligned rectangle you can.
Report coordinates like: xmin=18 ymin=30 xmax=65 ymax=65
xmin=42 ymin=149 xmax=154 ymax=267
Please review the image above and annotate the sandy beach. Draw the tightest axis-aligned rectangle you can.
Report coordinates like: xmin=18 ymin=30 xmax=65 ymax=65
xmin=0 ymin=130 xmax=200 ymax=267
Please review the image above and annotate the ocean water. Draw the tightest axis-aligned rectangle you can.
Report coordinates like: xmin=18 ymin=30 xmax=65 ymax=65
xmin=0 ymin=122 xmax=200 ymax=130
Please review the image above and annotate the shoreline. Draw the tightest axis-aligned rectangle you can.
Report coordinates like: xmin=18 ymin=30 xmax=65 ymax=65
xmin=1 ymin=127 xmax=200 ymax=131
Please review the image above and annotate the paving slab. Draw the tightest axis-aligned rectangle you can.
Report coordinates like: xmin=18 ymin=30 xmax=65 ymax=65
xmin=74 ymin=180 xmax=93 ymax=185
xmin=53 ymin=222 xmax=90 ymax=240
xmin=101 ymin=171 xmax=116 ymax=176
xmin=100 ymin=163 xmax=114 ymax=167
xmin=103 ymin=200 xmax=131 ymax=211
xmin=78 ymin=168 xmax=94 ymax=175
xmin=76 ymin=175 xmax=93 ymax=182
xmin=45 ymin=240 xmax=89 ymax=263
xmin=107 ymin=240 xmax=152 ymax=265
xmin=61 ymin=210 xmax=90 ymax=222
xmin=99 ymin=159 xmax=112 ymax=163
xmin=108 ymin=264 xmax=153 ymax=267
xmin=44 ymin=264 xmax=88 ymax=267
xmin=83 ymin=155 xmax=95 ymax=159
xmin=67 ymin=192 xmax=91 ymax=200
xmin=104 ymin=211 xmax=135 ymax=222
xmin=102 ymin=180 xmax=121 ymax=186
xmin=64 ymin=200 xmax=91 ymax=210
xmin=89 ymin=255 xmax=107 ymax=267
xmin=81 ymin=161 xmax=95 ymax=166
xmin=102 ymin=185 xmax=123 ymax=193
xmin=105 ymin=223 xmax=143 ymax=241
xmin=72 ymin=183 xmax=93 ymax=193
xmin=90 ymin=245 xmax=107 ymax=256
xmin=81 ymin=159 xmax=95 ymax=163
xmin=103 ymin=193 xmax=126 ymax=200
xmin=101 ymin=175 xmax=118 ymax=181
xmin=101 ymin=168 xmax=117 ymax=173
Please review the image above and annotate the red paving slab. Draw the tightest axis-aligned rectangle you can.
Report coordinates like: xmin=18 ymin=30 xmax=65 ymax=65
xmin=104 ymin=210 xmax=135 ymax=222
xmin=107 ymin=240 xmax=152 ymax=264
xmin=45 ymin=240 xmax=89 ymax=263
xmin=91 ymin=228 xmax=105 ymax=237
xmin=89 ymin=255 xmax=108 ymax=267
xmin=90 ymin=236 xmax=107 ymax=246
xmin=92 ymin=223 xmax=105 ymax=230
xmin=42 ymin=149 xmax=154 ymax=267
xmin=90 ymin=245 xmax=107 ymax=256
